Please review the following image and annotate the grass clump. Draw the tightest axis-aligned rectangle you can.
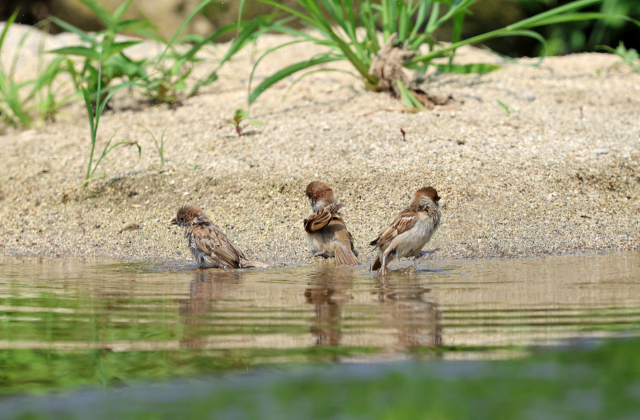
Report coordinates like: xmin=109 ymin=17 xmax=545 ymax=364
xmin=49 ymin=0 xmax=153 ymax=110
xmin=598 ymin=41 xmax=640 ymax=72
xmin=0 ymin=11 xmax=77 ymax=133
xmin=244 ymin=0 xmax=639 ymax=109
xmin=144 ymin=128 xmax=166 ymax=167
xmin=81 ymin=56 xmax=141 ymax=188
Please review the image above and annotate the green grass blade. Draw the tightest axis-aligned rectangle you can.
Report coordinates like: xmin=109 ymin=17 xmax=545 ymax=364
xmin=506 ymin=0 xmax=600 ymax=30
xmin=521 ymin=13 xmax=640 ymax=29
xmin=359 ymin=1 xmax=380 ymax=53
xmin=112 ymin=0 xmax=134 ymax=24
xmin=102 ymin=41 xmax=141 ymax=59
xmin=49 ymin=46 xmax=101 ymax=60
xmin=399 ymin=0 xmax=409 ymax=42
xmin=410 ymin=1 xmax=430 ymax=39
xmin=434 ymin=63 xmax=502 ymax=74
xmin=81 ymin=86 xmax=96 ymax=181
xmin=238 ymin=0 xmax=247 ymax=35
xmin=247 ymin=39 xmax=314 ymax=102
xmin=434 ymin=0 xmax=478 ymax=29
xmin=425 ymin=2 xmax=440 ymax=34
xmin=283 ymin=67 xmax=360 ymax=99
xmin=254 ymin=0 xmax=318 ymax=27
xmin=0 ymin=10 xmax=19 ymax=60
xmin=0 ymin=74 xmax=32 ymax=127
xmin=449 ymin=8 xmax=466 ymax=64
xmin=154 ymin=0 xmax=213 ymax=69
xmin=47 ymin=17 xmax=97 ymax=45
xmin=79 ymin=0 xmax=115 ymax=29
xmin=396 ymin=80 xmax=425 ymax=110
xmin=410 ymin=29 xmax=546 ymax=65
xmin=117 ymin=19 xmax=157 ymax=32
xmin=249 ymin=55 xmax=344 ymax=104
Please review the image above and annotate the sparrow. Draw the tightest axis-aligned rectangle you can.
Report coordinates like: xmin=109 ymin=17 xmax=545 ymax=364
xmin=303 ymin=181 xmax=360 ymax=265
xmin=171 ymin=205 xmax=269 ymax=269
xmin=370 ymin=187 xmax=441 ymax=274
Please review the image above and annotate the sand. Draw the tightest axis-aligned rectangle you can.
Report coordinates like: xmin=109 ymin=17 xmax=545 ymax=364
xmin=1 ymin=25 xmax=639 ymax=266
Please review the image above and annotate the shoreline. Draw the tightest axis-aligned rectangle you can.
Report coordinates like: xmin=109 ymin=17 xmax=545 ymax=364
xmin=0 ymin=30 xmax=639 ymax=265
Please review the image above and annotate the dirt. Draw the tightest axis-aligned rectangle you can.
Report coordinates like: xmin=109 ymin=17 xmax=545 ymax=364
xmin=1 ymin=26 xmax=639 ymax=266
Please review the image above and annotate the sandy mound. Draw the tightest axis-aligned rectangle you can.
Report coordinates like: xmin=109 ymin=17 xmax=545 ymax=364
xmin=1 ymin=27 xmax=639 ymax=266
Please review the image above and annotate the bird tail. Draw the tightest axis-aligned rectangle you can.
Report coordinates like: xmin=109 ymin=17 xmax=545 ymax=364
xmin=371 ymin=256 xmax=382 ymax=271
xmin=240 ymin=259 xmax=270 ymax=269
xmin=334 ymin=245 xmax=360 ymax=266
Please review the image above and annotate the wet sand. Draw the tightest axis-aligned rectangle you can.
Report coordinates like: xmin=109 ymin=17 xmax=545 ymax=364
xmin=0 ymin=26 xmax=639 ymax=265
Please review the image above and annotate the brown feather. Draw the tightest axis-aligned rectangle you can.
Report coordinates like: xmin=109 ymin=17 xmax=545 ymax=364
xmin=191 ymin=225 xmax=245 ymax=268
xmin=304 ymin=208 xmax=333 ymax=233
xmin=370 ymin=211 xmax=419 ymax=248
xmin=304 ymin=203 xmax=343 ymax=233
xmin=333 ymin=228 xmax=359 ymax=265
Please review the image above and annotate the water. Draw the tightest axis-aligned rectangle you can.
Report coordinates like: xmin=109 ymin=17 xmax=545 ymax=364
xmin=0 ymin=252 xmax=639 ymax=394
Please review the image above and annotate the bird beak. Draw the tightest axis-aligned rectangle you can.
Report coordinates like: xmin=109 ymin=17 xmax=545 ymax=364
xmin=171 ymin=218 xmax=178 ymax=225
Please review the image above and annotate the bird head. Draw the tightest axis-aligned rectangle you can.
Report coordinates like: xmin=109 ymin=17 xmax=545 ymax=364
xmin=171 ymin=205 xmax=209 ymax=228
xmin=305 ymin=181 xmax=336 ymax=212
xmin=411 ymin=186 xmax=440 ymax=209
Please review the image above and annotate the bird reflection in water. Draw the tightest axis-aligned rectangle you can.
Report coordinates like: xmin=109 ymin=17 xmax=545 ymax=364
xmin=304 ymin=264 xmax=354 ymax=348
xmin=376 ymin=268 xmax=442 ymax=351
xmin=178 ymin=269 xmax=243 ymax=349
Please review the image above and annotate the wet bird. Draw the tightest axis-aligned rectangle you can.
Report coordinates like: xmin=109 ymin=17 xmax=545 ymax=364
xmin=171 ymin=205 xmax=269 ymax=269
xmin=370 ymin=187 xmax=441 ymax=275
xmin=303 ymin=181 xmax=360 ymax=265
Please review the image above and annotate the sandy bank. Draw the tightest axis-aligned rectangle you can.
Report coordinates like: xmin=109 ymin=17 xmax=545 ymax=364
xmin=1 ymin=28 xmax=639 ymax=266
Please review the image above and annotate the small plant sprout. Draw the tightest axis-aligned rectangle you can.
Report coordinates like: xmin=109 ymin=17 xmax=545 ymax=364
xmin=497 ymin=100 xmax=514 ymax=117
xmin=82 ymin=55 xmax=141 ymax=189
xmin=598 ymin=42 xmax=640 ymax=73
xmin=224 ymin=109 xmax=265 ymax=137
xmin=400 ymin=128 xmax=407 ymax=142
xmin=144 ymin=128 xmax=167 ymax=167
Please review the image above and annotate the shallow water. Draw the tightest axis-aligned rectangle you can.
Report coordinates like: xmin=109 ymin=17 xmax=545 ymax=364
xmin=0 ymin=252 xmax=639 ymax=393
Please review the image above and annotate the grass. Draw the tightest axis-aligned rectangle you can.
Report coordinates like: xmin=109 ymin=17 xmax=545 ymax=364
xmin=2 ymin=0 xmax=639 ymax=182
xmin=80 ymin=55 xmax=141 ymax=187
xmin=0 ymin=11 xmax=77 ymax=133
xmin=243 ymin=0 xmax=639 ymax=108
xmin=598 ymin=41 xmax=640 ymax=72
xmin=49 ymin=0 xmax=153 ymax=110
xmin=144 ymin=128 xmax=167 ymax=167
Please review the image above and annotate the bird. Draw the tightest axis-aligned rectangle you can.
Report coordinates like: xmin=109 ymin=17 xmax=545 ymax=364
xmin=370 ymin=187 xmax=441 ymax=275
xmin=171 ymin=205 xmax=269 ymax=269
xmin=303 ymin=181 xmax=360 ymax=266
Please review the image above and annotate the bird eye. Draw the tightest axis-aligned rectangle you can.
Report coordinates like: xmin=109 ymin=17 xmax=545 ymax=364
xmin=179 ymin=217 xmax=185 ymax=222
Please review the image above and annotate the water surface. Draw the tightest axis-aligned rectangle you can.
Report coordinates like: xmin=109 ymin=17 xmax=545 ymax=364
xmin=0 ymin=252 xmax=639 ymax=393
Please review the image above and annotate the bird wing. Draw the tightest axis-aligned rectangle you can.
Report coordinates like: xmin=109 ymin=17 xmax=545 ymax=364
xmin=192 ymin=225 xmax=245 ymax=268
xmin=304 ymin=203 xmax=344 ymax=233
xmin=370 ymin=210 xmax=419 ymax=247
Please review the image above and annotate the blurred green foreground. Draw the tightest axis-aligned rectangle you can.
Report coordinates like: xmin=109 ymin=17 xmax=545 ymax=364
xmin=2 ymin=337 xmax=640 ymax=420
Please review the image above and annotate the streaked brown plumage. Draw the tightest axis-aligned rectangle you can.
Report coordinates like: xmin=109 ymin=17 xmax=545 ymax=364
xmin=370 ymin=187 xmax=441 ymax=274
xmin=171 ymin=205 xmax=268 ymax=269
xmin=304 ymin=181 xmax=360 ymax=266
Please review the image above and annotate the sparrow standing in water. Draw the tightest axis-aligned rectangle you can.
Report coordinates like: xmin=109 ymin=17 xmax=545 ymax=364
xmin=304 ymin=181 xmax=360 ymax=265
xmin=370 ymin=187 xmax=441 ymax=275
xmin=172 ymin=205 xmax=269 ymax=269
